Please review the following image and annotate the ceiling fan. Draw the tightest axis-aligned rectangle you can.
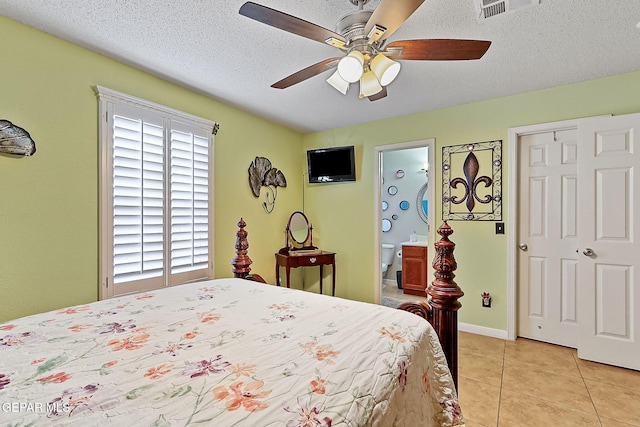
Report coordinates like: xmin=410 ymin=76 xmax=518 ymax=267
xmin=239 ymin=0 xmax=491 ymax=101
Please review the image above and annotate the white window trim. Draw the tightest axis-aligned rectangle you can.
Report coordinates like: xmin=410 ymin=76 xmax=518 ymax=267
xmin=95 ymin=86 xmax=216 ymax=299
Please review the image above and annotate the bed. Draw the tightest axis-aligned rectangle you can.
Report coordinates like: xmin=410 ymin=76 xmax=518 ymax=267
xmin=0 ymin=219 xmax=464 ymax=426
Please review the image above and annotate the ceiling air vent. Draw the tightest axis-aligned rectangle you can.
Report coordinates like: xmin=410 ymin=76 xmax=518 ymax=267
xmin=475 ymin=0 xmax=539 ymax=19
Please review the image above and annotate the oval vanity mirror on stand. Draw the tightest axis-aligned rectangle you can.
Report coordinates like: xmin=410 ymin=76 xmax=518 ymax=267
xmin=281 ymin=211 xmax=315 ymax=253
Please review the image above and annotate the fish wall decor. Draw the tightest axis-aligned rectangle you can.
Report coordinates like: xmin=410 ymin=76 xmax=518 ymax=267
xmin=0 ymin=120 xmax=37 ymax=156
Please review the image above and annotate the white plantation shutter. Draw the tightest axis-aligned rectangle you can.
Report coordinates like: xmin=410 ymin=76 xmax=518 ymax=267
xmin=113 ymin=115 xmax=165 ymax=285
xmin=170 ymin=127 xmax=209 ymax=276
xmin=97 ymin=87 xmax=215 ymax=298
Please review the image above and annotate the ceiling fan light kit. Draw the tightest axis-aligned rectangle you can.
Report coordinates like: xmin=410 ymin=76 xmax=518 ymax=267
xmin=239 ymin=0 xmax=492 ymax=101
xmin=338 ymin=50 xmax=365 ymax=83
xmin=326 ymin=70 xmax=350 ymax=94
xmin=371 ymin=53 xmax=401 ymax=86
xmin=359 ymin=69 xmax=383 ymax=98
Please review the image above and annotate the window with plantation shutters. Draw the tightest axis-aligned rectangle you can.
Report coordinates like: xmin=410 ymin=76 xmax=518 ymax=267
xmin=97 ymin=87 xmax=215 ymax=299
xmin=170 ymin=129 xmax=210 ymax=275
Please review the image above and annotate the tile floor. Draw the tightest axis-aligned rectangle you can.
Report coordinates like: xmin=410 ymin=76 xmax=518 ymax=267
xmin=381 ymin=282 xmax=420 ymax=307
xmin=458 ymin=331 xmax=640 ymax=427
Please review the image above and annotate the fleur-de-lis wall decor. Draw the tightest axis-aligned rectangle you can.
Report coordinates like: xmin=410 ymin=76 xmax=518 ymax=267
xmin=442 ymin=140 xmax=502 ymax=221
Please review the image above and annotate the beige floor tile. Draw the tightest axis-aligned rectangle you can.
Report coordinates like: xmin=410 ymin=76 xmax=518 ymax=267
xmin=504 ymin=337 xmax=580 ymax=377
xmin=600 ymin=417 xmax=640 ymax=427
xmin=458 ymin=376 xmax=500 ymax=427
xmin=497 ymin=389 xmax=600 ymax=427
xmin=502 ymin=359 xmax=595 ymax=414
xmin=459 ymin=331 xmax=506 ymax=359
xmin=586 ymin=379 xmax=640 ymax=426
xmin=459 ymin=332 xmax=640 ymax=427
xmin=576 ymin=356 xmax=640 ymax=392
xmin=382 ymin=285 xmax=423 ymax=302
xmin=464 ymin=420 xmax=492 ymax=427
xmin=459 ymin=349 xmax=504 ymax=386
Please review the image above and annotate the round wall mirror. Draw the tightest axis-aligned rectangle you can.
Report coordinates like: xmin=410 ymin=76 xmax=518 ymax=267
xmin=288 ymin=211 xmax=310 ymax=245
xmin=382 ymin=218 xmax=392 ymax=232
xmin=388 ymin=185 xmax=398 ymax=195
xmin=382 ymin=201 xmax=388 ymax=211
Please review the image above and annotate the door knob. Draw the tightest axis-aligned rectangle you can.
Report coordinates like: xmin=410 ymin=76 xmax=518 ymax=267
xmin=583 ymin=248 xmax=595 ymax=257
xmin=518 ymin=243 xmax=528 ymax=251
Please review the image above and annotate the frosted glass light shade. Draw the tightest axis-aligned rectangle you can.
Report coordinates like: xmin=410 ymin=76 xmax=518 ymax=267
xmin=326 ymin=70 xmax=349 ymax=95
xmin=337 ymin=50 xmax=365 ymax=83
xmin=371 ymin=53 xmax=401 ymax=86
xmin=359 ymin=70 xmax=383 ymax=98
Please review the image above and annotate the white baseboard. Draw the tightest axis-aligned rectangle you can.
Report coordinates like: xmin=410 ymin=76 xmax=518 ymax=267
xmin=459 ymin=322 xmax=510 ymax=340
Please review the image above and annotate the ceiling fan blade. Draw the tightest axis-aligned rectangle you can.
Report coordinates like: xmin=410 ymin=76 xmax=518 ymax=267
xmin=271 ymin=58 xmax=341 ymax=89
xmin=368 ymin=87 xmax=388 ymax=102
xmin=364 ymin=0 xmax=426 ymax=43
xmin=240 ymin=2 xmax=346 ymax=47
xmin=384 ymin=39 xmax=492 ymax=60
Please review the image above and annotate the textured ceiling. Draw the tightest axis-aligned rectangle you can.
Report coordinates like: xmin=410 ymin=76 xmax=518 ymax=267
xmin=1 ymin=0 xmax=639 ymax=133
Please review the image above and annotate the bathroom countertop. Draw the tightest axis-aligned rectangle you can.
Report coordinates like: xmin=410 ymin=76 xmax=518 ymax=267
xmin=401 ymin=240 xmax=428 ymax=247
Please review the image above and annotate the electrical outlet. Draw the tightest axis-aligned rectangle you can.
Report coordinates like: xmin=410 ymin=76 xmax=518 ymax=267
xmin=495 ymin=222 xmax=504 ymax=234
xmin=482 ymin=292 xmax=492 ymax=308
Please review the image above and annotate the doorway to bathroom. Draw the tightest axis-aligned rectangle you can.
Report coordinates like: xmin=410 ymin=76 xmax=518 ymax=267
xmin=374 ymin=139 xmax=435 ymax=308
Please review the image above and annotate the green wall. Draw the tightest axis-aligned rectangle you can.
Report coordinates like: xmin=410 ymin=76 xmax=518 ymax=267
xmin=0 ymin=17 xmax=303 ymax=323
xmin=3 ymin=14 xmax=640 ymax=334
xmin=303 ymin=71 xmax=640 ymax=331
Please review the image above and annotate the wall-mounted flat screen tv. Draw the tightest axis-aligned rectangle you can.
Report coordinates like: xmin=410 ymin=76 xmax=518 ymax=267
xmin=307 ymin=146 xmax=356 ymax=183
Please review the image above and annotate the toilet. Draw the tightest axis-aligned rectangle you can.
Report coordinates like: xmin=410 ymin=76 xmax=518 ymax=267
xmin=381 ymin=243 xmax=396 ymax=277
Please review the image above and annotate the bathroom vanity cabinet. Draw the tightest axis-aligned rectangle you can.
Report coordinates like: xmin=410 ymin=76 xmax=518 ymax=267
xmin=401 ymin=243 xmax=428 ymax=296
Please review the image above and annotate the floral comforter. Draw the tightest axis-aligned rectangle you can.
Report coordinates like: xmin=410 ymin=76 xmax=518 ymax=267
xmin=0 ymin=278 xmax=462 ymax=426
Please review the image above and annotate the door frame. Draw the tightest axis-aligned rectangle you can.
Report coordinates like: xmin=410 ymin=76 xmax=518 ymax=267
xmin=373 ymin=138 xmax=435 ymax=304
xmin=506 ymin=118 xmax=583 ymax=340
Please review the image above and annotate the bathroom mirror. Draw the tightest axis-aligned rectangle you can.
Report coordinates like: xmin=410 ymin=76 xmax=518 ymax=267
xmin=416 ymin=182 xmax=429 ymax=224
xmin=388 ymin=185 xmax=398 ymax=195
xmin=382 ymin=201 xmax=388 ymax=211
xmin=287 ymin=211 xmax=311 ymax=245
xmin=382 ymin=218 xmax=392 ymax=232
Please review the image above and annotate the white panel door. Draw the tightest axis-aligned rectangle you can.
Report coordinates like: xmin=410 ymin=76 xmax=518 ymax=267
xmin=577 ymin=113 xmax=640 ymax=370
xmin=518 ymin=129 xmax=578 ymax=347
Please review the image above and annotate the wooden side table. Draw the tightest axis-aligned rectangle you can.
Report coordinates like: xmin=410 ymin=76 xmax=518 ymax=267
xmin=275 ymin=251 xmax=336 ymax=296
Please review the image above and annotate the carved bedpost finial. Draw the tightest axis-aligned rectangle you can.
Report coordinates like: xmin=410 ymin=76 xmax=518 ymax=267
xmin=432 ymin=221 xmax=458 ymax=290
xmin=429 ymin=221 xmax=464 ymax=389
xmin=230 ymin=219 xmax=266 ymax=283
xmin=231 ymin=218 xmax=253 ymax=279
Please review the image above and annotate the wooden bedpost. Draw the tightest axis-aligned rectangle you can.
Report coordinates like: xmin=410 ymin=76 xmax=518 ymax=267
xmin=398 ymin=221 xmax=464 ymax=389
xmin=429 ymin=221 xmax=464 ymax=388
xmin=231 ymin=218 xmax=266 ymax=283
